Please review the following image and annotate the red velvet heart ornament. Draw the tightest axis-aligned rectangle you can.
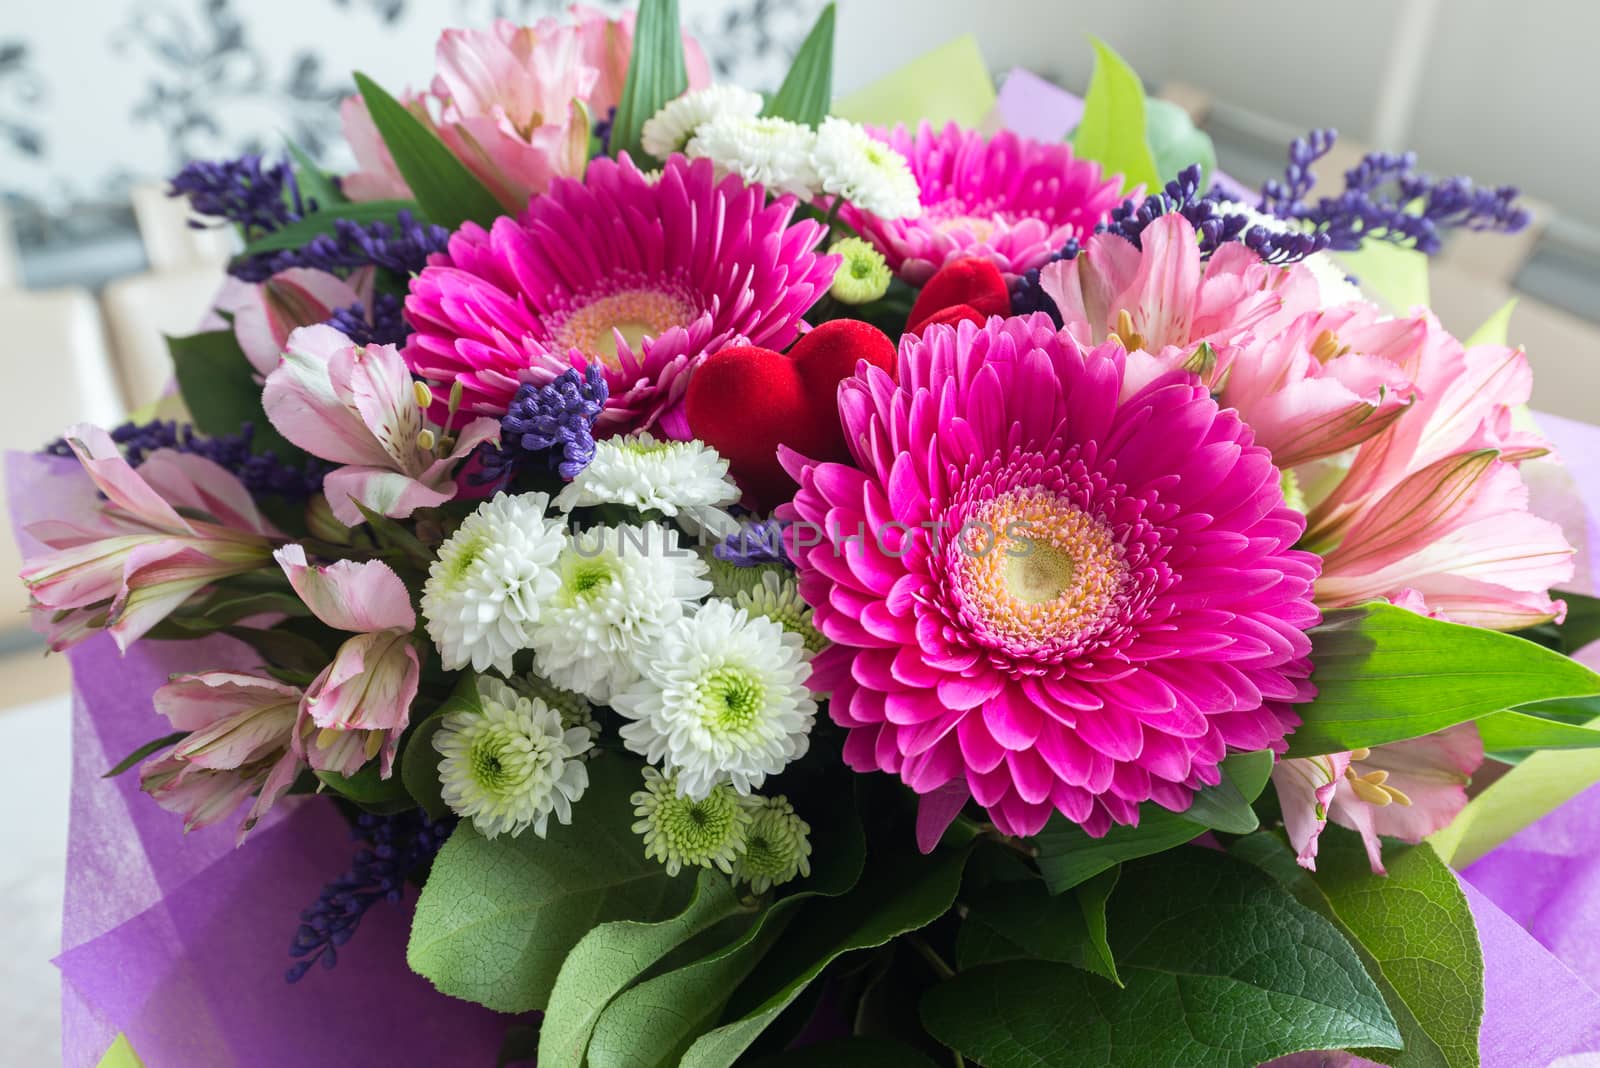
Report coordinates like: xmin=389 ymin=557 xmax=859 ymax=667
xmin=906 ymin=255 xmax=1011 ymax=334
xmin=687 ymin=319 xmax=896 ymax=509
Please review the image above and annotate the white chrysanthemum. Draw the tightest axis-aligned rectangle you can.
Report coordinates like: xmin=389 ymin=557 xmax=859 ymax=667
xmin=641 ymin=84 xmax=765 ymax=160
xmin=812 ymin=117 xmax=922 ymax=220
xmin=555 ymin=433 xmax=741 ymax=539
xmin=421 ymin=493 xmax=566 ymax=674
xmin=509 ymin=672 xmax=601 ymax=752
xmin=530 ymin=522 xmax=712 ymax=703
xmin=687 ymin=114 xmax=819 ymax=199
xmin=433 ymin=676 xmax=593 ymax=839
xmin=614 ymin=598 xmax=815 ymax=799
xmin=732 ymin=794 xmax=812 ymax=893
xmin=631 ymin=766 xmax=751 ymax=876
xmin=735 ymin=570 xmax=827 ymax=654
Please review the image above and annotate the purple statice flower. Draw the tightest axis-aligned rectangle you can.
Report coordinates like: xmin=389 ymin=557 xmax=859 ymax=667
xmin=231 ymin=210 xmax=451 ymax=283
xmin=713 ymin=518 xmax=791 ymax=568
xmin=287 ymin=810 xmax=454 ymax=982
xmin=168 ymin=154 xmax=309 ymax=240
xmin=1009 ymin=237 xmax=1080 ymax=324
xmin=471 ymin=366 xmax=609 ymax=486
xmin=1259 ymin=128 xmax=1531 ymax=254
xmin=325 ymin=292 xmax=410 ymax=348
xmin=44 ymin=420 xmax=331 ymax=499
xmin=593 ymin=105 xmax=618 ymax=155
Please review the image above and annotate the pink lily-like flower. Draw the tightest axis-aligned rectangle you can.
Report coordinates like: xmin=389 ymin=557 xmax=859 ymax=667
xmin=140 ymin=671 xmax=305 ymax=843
xmin=339 ymin=93 xmax=416 ymax=202
xmin=20 ymin=426 xmax=281 ymax=651
xmin=274 ymin=544 xmax=419 ymax=778
xmin=263 ymin=324 xmax=499 ymax=526
xmin=568 ymin=5 xmax=711 ymax=121
xmin=430 ymin=18 xmax=598 ymax=212
xmin=1272 ymin=723 xmax=1483 ymax=874
xmin=216 ymin=267 xmax=374 ymax=377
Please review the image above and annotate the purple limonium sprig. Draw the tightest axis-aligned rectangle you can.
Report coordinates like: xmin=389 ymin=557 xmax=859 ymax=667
xmin=168 ymin=154 xmax=308 ymax=240
xmin=287 ymin=810 xmax=455 ymax=983
xmin=471 ymin=366 xmax=609 ymax=486
xmin=714 ymin=518 xmax=791 ymax=568
xmin=231 ymin=210 xmax=451 ymax=283
xmin=43 ymin=420 xmax=331 ymax=499
xmin=325 ymin=292 xmax=411 ymax=348
xmin=1259 ymin=128 xmax=1532 ymax=253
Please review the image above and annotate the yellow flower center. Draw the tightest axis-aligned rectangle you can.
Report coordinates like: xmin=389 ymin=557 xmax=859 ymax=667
xmin=551 ymin=288 xmax=694 ymax=370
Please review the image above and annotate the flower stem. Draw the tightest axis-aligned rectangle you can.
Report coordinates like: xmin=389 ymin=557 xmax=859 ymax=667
xmin=906 ymin=933 xmax=955 ymax=981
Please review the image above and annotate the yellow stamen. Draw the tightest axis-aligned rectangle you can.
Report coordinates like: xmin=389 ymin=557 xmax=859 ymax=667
xmin=413 ymin=380 xmax=434 ymax=410
xmin=417 ymin=428 xmax=437 ymax=452
xmin=1111 ymin=308 xmax=1147 ymax=352
xmin=1310 ymin=329 xmax=1349 ymax=363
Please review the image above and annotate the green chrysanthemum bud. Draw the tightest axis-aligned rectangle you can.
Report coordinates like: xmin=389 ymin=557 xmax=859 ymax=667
xmin=701 ymin=551 xmax=790 ymax=601
xmin=828 ymin=237 xmax=892 ymax=305
xmin=510 ymin=671 xmax=601 ymax=752
xmin=733 ymin=795 xmax=812 ymax=893
xmin=734 ymin=571 xmax=826 ymax=654
xmin=631 ymin=767 xmax=751 ymax=876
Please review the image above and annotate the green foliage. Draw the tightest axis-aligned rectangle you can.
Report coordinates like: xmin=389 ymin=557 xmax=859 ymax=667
xmin=285 ymin=139 xmax=348 ymax=209
xmin=1286 ymin=603 xmax=1600 ymax=756
xmin=220 ymin=624 xmax=332 ymax=676
xmin=609 ymin=0 xmax=688 ymax=160
xmin=353 ymin=72 xmax=503 ymax=229
xmin=237 ymin=198 xmax=419 ymax=256
xmin=1031 ymin=749 xmax=1274 ymax=893
xmin=399 ymin=672 xmax=479 ymax=821
xmin=1233 ymin=829 xmax=1483 ymax=1068
xmin=1464 ymin=297 xmax=1518 ymax=348
xmin=957 ymin=867 xmax=1121 ymax=984
xmin=745 ymin=1038 xmax=941 ymax=1067
xmin=1069 ymin=38 xmax=1161 ymax=194
xmin=1477 ymin=707 xmax=1600 ymax=754
xmin=167 ymin=330 xmax=298 ymax=458
xmin=1552 ymin=590 xmax=1600 ymax=655
xmin=1144 ymin=97 xmax=1216 ymax=187
xmin=316 ymin=761 xmax=413 ymax=813
xmin=922 ymin=848 xmax=1401 ymax=1067
xmin=407 ymin=757 xmax=692 ymax=1013
xmin=763 ymin=4 xmax=836 ymax=125
xmin=102 ymin=732 xmax=186 ymax=778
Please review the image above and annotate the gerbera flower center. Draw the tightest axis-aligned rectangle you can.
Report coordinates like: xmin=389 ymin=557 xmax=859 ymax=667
xmin=933 ymin=213 xmax=998 ymax=242
xmin=550 ymin=288 xmax=695 ymax=370
xmin=954 ymin=487 xmax=1128 ymax=647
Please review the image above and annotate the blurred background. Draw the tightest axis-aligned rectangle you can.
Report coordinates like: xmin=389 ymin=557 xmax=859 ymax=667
xmin=0 ymin=0 xmax=1595 ymax=1062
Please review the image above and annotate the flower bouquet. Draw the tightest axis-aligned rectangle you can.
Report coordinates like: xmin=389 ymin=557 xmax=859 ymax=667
xmin=15 ymin=3 xmax=1600 ymax=1065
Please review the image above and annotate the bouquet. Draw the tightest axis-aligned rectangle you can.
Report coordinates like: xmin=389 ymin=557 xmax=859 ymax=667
xmin=17 ymin=2 xmax=1600 ymax=1065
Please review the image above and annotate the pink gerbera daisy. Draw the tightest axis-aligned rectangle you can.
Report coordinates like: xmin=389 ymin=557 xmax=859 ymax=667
xmin=839 ymin=122 xmax=1124 ymax=284
xmin=778 ymin=315 xmax=1322 ymax=837
xmin=403 ymin=154 xmax=837 ymax=435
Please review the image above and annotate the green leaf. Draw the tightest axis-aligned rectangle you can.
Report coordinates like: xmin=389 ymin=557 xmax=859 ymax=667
xmin=407 ymin=757 xmax=691 ymax=1013
xmin=353 ymin=72 xmax=503 ymax=229
xmin=400 ymin=673 xmax=479 ymax=822
xmin=1554 ymin=590 xmax=1600 ymax=655
xmin=220 ymin=625 xmax=331 ymax=675
xmin=745 ymin=1038 xmax=942 ymax=1067
xmin=1233 ymin=830 xmax=1483 ymax=1068
xmin=237 ymin=198 xmax=420 ymax=256
xmin=584 ymin=804 xmax=868 ymax=1068
xmin=1143 ymin=98 xmax=1216 ymax=188
xmin=102 ymin=731 xmax=186 ymax=778
xmin=1464 ymin=297 xmax=1517 ymax=348
xmin=538 ymin=870 xmax=746 ymax=1068
xmin=1285 ymin=603 xmax=1600 ymax=756
xmin=957 ymin=867 xmax=1121 ymax=985
xmin=167 ymin=330 xmax=299 ymax=458
xmin=285 ymin=139 xmax=348 ymax=209
xmin=763 ymin=4 xmax=835 ymax=125
xmin=1181 ymin=748 xmax=1272 ymax=834
xmin=353 ymin=500 xmax=436 ymax=569
xmin=1031 ymin=749 xmax=1274 ymax=893
xmin=609 ymin=0 xmax=688 ymax=161
xmin=1069 ymin=38 xmax=1162 ymax=195
xmin=922 ymin=848 xmax=1401 ymax=1068
xmin=679 ymin=846 xmax=969 ymax=1068
xmin=1429 ymin=739 xmax=1600 ymax=867
xmin=1336 ymin=240 xmax=1430 ymax=313
xmin=1477 ymin=708 xmax=1600 ymax=753
xmin=316 ymin=761 xmax=413 ymax=812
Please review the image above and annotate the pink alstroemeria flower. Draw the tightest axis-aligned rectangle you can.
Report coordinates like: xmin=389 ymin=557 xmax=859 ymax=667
xmin=263 ymin=324 xmax=499 ymax=526
xmin=20 ymin=426 xmax=281 ymax=650
xmin=1272 ymin=723 xmax=1483 ymax=874
xmin=275 ymin=545 xmax=420 ymax=778
xmin=339 ymin=94 xmax=416 ymax=202
xmin=217 ymin=267 xmax=374 ymax=377
xmin=140 ymin=671 xmax=304 ymax=843
xmin=569 ymin=5 xmax=711 ymax=120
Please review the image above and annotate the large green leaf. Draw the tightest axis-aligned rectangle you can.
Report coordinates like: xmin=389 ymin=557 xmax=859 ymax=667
xmin=353 ymin=72 xmax=502 ymax=230
xmin=1069 ymin=38 xmax=1161 ymax=195
xmin=286 ymin=139 xmax=349 ymax=209
xmin=1233 ymin=830 xmax=1483 ymax=1068
xmin=237 ymin=198 xmax=419 ymax=256
xmin=1477 ymin=707 xmax=1600 ymax=753
xmin=609 ymin=0 xmax=687 ymax=161
xmin=1031 ymin=749 xmax=1274 ymax=893
xmin=316 ymin=761 xmax=413 ymax=812
xmin=407 ymin=757 xmax=690 ymax=1013
xmin=957 ymin=867 xmax=1121 ymax=985
xmin=680 ymin=846 xmax=969 ymax=1068
xmin=1286 ymin=603 xmax=1600 ymax=757
xmin=763 ymin=4 xmax=835 ymax=125
xmin=584 ymin=806 xmax=869 ymax=1068
xmin=167 ymin=330 xmax=299 ymax=458
xmin=1143 ymin=98 xmax=1216 ymax=188
xmin=539 ymin=870 xmax=748 ymax=1068
xmin=922 ymin=848 xmax=1401 ymax=1067
xmin=399 ymin=672 xmax=480 ymax=821
xmin=1553 ymin=590 xmax=1600 ymax=655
